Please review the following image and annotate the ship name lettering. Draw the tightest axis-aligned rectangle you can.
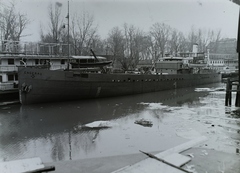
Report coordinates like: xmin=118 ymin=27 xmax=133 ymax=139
xmin=24 ymin=71 xmax=42 ymax=76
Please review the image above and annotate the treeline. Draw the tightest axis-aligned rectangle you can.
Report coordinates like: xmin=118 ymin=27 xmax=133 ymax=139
xmin=0 ymin=2 xmax=222 ymax=70
xmin=0 ymin=1 xmax=30 ymax=52
xmin=39 ymin=3 xmax=222 ymax=70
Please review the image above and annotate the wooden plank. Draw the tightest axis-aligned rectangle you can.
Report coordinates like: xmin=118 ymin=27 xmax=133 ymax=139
xmin=139 ymin=151 xmax=190 ymax=173
xmin=155 ymin=136 xmax=207 ymax=158
xmin=0 ymin=157 xmax=44 ymax=173
xmin=112 ymin=158 xmax=186 ymax=173
xmin=112 ymin=136 xmax=207 ymax=173
xmin=163 ymin=153 xmax=191 ymax=167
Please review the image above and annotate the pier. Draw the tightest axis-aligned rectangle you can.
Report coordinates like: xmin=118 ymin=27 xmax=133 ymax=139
xmin=225 ymin=77 xmax=240 ymax=106
xmin=226 ymin=4 xmax=240 ymax=107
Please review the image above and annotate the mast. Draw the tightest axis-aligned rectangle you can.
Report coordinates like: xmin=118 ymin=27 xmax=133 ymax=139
xmin=67 ymin=1 xmax=70 ymax=70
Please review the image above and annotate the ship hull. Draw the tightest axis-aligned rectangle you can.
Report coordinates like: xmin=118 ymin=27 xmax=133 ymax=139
xmin=18 ymin=67 xmax=222 ymax=104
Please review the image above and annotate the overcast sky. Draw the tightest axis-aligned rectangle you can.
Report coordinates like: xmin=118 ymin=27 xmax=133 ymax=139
xmin=12 ymin=0 xmax=240 ymax=42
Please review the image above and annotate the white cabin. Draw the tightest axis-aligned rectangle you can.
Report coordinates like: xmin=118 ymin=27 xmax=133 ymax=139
xmin=0 ymin=54 xmax=68 ymax=91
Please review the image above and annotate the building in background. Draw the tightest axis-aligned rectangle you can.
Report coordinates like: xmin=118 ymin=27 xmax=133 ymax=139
xmin=207 ymin=38 xmax=238 ymax=73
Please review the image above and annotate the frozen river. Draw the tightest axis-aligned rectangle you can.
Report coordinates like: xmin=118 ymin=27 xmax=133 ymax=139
xmin=0 ymin=82 xmax=239 ymax=164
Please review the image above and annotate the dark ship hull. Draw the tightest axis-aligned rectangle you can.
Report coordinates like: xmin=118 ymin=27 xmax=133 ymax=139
xmin=18 ymin=67 xmax=222 ymax=104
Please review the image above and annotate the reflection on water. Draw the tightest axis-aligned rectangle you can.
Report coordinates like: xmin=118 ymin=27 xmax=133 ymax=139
xmin=0 ymin=83 xmax=239 ymax=163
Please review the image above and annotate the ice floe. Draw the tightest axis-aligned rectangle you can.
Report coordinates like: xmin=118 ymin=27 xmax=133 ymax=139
xmin=78 ymin=121 xmax=119 ymax=129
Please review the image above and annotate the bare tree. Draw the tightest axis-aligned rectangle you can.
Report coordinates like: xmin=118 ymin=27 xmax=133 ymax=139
xmin=40 ymin=2 xmax=66 ymax=54
xmin=208 ymin=29 xmax=221 ymax=53
xmin=107 ymin=26 xmax=124 ymax=56
xmin=123 ymin=23 xmax=152 ymax=70
xmin=169 ymin=29 xmax=186 ymax=55
xmin=187 ymin=26 xmax=221 ymax=53
xmin=106 ymin=26 xmax=125 ymax=70
xmin=150 ymin=22 xmax=171 ymax=57
xmin=187 ymin=26 xmax=198 ymax=52
xmin=0 ymin=1 xmax=30 ymax=51
xmin=48 ymin=2 xmax=63 ymax=43
xmin=71 ymin=11 xmax=98 ymax=55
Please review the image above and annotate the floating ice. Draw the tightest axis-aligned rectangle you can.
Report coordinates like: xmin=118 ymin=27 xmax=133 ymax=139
xmin=214 ymin=88 xmax=225 ymax=92
xmin=195 ymin=88 xmax=212 ymax=92
xmin=138 ymin=102 xmax=169 ymax=110
xmin=201 ymin=150 xmax=208 ymax=156
xmin=134 ymin=118 xmax=153 ymax=127
xmin=184 ymin=164 xmax=197 ymax=173
xmin=175 ymin=129 xmax=202 ymax=139
xmin=83 ymin=121 xmax=118 ymax=129
xmin=186 ymin=153 xmax=194 ymax=158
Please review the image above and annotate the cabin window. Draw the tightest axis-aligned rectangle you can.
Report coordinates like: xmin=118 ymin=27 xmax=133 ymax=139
xmin=40 ymin=59 xmax=48 ymax=65
xmin=80 ymin=59 xmax=87 ymax=63
xmin=61 ymin=59 xmax=65 ymax=64
xmin=15 ymin=74 xmax=18 ymax=80
xmin=8 ymin=74 xmax=14 ymax=81
xmin=35 ymin=59 xmax=39 ymax=65
xmin=8 ymin=59 xmax=14 ymax=65
xmin=88 ymin=59 xmax=94 ymax=63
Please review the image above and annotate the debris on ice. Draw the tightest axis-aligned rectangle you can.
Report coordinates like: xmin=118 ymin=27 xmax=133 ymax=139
xmin=184 ymin=164 xmax=197 ymax=173
xmin=186 ymin=153 xmax=194 ymax=158
xmin=201 ymin=150 xmax=208 ymax=156
xmin=134 ymin=118 xmax=153 ymax=127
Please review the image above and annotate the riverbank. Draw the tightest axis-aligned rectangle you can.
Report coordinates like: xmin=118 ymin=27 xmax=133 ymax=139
xmin=45 ymin=147 xmax=240 ymax=173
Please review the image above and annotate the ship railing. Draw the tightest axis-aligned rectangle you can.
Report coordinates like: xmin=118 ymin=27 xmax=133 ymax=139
xmin=50 ymin=65 xmax=67 ymax=70
xmin=0 ymin=83 xmax=15 ymax=91
xmin=17 ymin=64 xmax=67 ymax=70
xmin=0 ymin=66 xmax=18 ymax=72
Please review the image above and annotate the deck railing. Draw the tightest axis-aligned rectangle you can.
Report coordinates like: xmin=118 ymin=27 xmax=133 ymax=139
xmin=0 ymin=83 xmax=15 ymax=90
xmin=0 ymin=65 xmax=67 ymax=72
xmin=0 ymin=66 xmax=18 ymax=72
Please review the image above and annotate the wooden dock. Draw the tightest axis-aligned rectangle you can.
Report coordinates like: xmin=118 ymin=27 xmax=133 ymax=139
xmin=225 ymin=77 xmax=240 ymax=106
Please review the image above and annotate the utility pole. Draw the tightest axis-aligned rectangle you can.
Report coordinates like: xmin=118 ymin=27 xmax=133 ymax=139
xmin=236 ymin=8 xmax=240 ymax=106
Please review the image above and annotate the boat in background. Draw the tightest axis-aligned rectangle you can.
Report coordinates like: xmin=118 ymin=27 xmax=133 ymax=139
xmin=0 ymin=53 xmax=20 ymax=99
xmin=0 ymin=53 xmax=69 ymax=99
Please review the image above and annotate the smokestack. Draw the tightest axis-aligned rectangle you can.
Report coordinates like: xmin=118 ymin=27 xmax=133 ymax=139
xmin=192 ymin=43 xmax=198 ymax=54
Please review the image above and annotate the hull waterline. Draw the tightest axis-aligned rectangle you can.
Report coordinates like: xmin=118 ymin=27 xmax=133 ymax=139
xmin=18 ymin=67 xmax=222 ymax=105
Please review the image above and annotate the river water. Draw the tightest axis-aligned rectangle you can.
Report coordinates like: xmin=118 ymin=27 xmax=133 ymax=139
xmin=0 ymin=82 xmax=240 ymax=164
